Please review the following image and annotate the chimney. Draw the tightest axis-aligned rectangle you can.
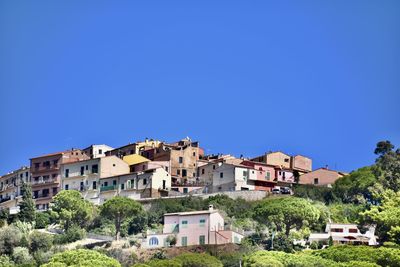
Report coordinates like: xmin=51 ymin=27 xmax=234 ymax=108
xmin=325 ymin=165 xmax=329 ymax=169
xmin=208 ymin=204 xmax=214 ymax=211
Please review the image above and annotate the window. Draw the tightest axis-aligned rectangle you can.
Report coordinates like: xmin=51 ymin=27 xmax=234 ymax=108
xmin=243 ymin=170 xmax=247 ymax=176
xmin=177 ymin=170 xmax=181 ymax=175
xmin=283 ymin=172 xmax=286 ymax=179
xmin=314 ymin=178 xmax=319 ymax=185
xmin=199 ymin=235 xmax=205 ymax=245
xmin=213 ymin=165 xmax=216 ymax=170
xmin=165 ymin=167 xmax=169 ymax=172
xmin=34 ymin=163 xmax=40 ymax=169
xmin=52 ymin=174 xmax=57 ymax=178
xmin=179 ymin=157 xmax=183 ymax=164
xmin=93 ymin=181 xmax=97 ymax=190
xmin=181 ymin=220 xmax=188 ymax=228
xmin=65 ymin=169 xmax=69 ymax=178
xmin=331 ymin=228 xmax=343 ymax=233
xmin=181 ymin=236 xmax=188 ymax=246
xmin=65 ymin=184 xmax=69 ymax=190
xmin=53 ymin=160 xmax=58 ymax=166
xmin=220 ymin=172 xmax=224 ymax=178
xmin=193 ymin=152 xmax=196 ymax=157
xmin=149 ymin=237 xmax=159 ymax=246
xmin=182 ymin=169 xmax=187 ymax=177
xmin=80 ymin=166 xmax=84 ymax=176
xmin=92 ymin=164 xmax=98 ymax=174
xmin=99 ymin=149 xmax=103 ymax=154
xmin=349 ymin=229 xmax=358 ymax=233
xmin=53 ymin=187 xmax=57 ymax=195
xmin=201 ymin=169 xmax=205 ymax=175
xmin=121 ymin=183 xmax=125 ymax=190
xmin=265 ymin=172 xmax=271 ymax=180
xmin=86 ymin=165 xmax=88 ymax=170
xmin=199 ymin=219 xmax=206 ymax=227
xmin=104 ymin=182 xmax=108 ymax=186
xmin=113 ymin=164 xmax=116 ymax=167
xmin=143 ymin=178 xmax=147 ymax=185
xmin=113 ymin=180 xmax=117 ymax=186
xmin=183 ymin=188 xmax=188 ymax=194
xmin=284 ymin=158 xmax=289 ymax=163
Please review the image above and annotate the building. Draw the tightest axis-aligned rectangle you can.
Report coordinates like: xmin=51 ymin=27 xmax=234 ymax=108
xmin=309 ymin=223 xmax=378 ymax=246
xmin=251 ymin=151 xmax=312 ymax=174
xmin=60 ymin=155 xmax=130 ymax=201
xmin=0 ymin=166 xmax=30 ymax=214
xmin=241 ymin=161 xmax=277 ymax=191
xmin=299 ymin=167 xmax=347 ymax=186
xmin=30 ymin=149 xmax=89 ymax=210
xmin=151 ymin=138 xmax=204 ymax=180
xmin=198 ymin=159 xmax=256 ymax=193
xmin=83 ymin=144 xmax=114 ymax=159
xmin=144 ymin=205 xmax=244 ymax=248
xmin=96 ymin=167 xmax=171 ymax=204
xmin=106 ymin=139 xmax=162 ymax=158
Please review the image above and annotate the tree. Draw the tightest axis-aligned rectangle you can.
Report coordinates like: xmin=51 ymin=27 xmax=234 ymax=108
xmin=0 ymin=225 xmax=22 ymax=255
xmin=18 ymin=182 xmax=36 ymax=222
xmin=362 ymin=189 xmax=400 ymax=244
xmin=42 ymin=249 xmax=120 ymax=267
xmin=373 ymin=141 xmax=400 ymax=192
xmin=29 ymin=230 xmax=53 ymax=253
xmin=101 ymin=196 xmax=143 ymax=240
xmin=253 ymin=197 xmax=320 ymax=236
xmin=12 ymin=247 xmax=33 ymax=266
xmin=174 ymin=253 xmax=223 ymax=267
xmin=374 ymin=140 xmax=394 ymax=156
xmin=52 ymin=190 xmax=95 ymax=230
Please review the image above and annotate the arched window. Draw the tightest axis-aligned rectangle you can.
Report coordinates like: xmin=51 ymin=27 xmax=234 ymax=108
xmin=149 ymin=237 xmax=159 ymax=246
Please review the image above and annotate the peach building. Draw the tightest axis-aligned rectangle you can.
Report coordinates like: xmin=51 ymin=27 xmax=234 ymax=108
xmin=30 ymin=149 xmax=89 ymax=210
xmin=144 ymin=205 xmax=244 ymax=248
xmin=299 ymin=167 xmax=347 ymax=186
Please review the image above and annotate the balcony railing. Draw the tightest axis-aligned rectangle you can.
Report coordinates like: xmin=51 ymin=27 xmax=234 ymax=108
xmin=31 ymin=179 xmax=57 ymax=185
xmin=0 ymin=196 xmax=12 ymax=203
xmin=33 ymin=194 xmax=51 ymax=199
xmin=100 ymin=185 xmax=117 ymax=192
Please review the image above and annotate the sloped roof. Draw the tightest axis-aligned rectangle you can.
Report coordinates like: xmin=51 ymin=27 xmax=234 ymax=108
xmin=122 ymin=154 xmax=150 ymax=165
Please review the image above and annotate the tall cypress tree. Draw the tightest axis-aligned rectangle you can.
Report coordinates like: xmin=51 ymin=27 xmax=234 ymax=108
xmin=18 ymin=182 xmax=36 ymax=222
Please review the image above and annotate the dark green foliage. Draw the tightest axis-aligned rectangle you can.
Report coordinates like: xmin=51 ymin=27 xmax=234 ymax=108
xmin=42 ymin=249 xmax=121 ymax=267
xmin=0 ymin=225 xmax=22 ymax=255
xmin=254 ymin=197 xmax=320 ymax=236
xmin=29 ymin=230 xmax=53 ymax=253
xmin=293 ymin=184 xmax=334 ymax=203
xmin=53 ymin=226 xmax=86 ymax=244
xmin=0 ymin=255 xmax=15 ymax=267
xmin=101 ymin=197 xmax=143 ymax=240
xmin=103 ymin=248 xmax=137 ymax=267
xmin=18 ymin=182 xmax=36 ymax=222
xmin=146 ymin=259 xmax=182 ymax=267
xmin=174 ymin=253 xmax=223 ymax=267
xmin=332 ymin=167 xmax=376 ymax=204
xmin=35 ymin=212 xmax=51 ymax=229
xmin=312 ymin=245 xmax=400 ymax=267
xmin=52 ymin=190 xmax=96 ymax=231
xmin=373 ymin=141 xmax=400 ymax=192
xmin=218 ymin=252 xmax=243 ymax=267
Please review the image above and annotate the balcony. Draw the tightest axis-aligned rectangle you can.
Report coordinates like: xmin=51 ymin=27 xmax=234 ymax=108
xmin=33 ymin=193 xmax=51 ymax=199
xmin=0 ymin=196 xmax=12 ymax=203
xmin=100 ymin=185 xmax=117 ymax=192
xmin=31 ymin=179 xmax=57 ymax=186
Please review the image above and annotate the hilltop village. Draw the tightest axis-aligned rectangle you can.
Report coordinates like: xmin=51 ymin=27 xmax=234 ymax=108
xmin=0 ymin=137 xmax=345 ymax=212
xmin=1 ymin=138 xmax=399 ymax=267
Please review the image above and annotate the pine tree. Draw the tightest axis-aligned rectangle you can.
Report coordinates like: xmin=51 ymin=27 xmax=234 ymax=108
xmin=18 ymin=182 xmax=36 ymax=222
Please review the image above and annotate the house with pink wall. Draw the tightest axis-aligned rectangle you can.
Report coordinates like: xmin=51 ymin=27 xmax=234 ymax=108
xmin=143 ymin=205 xmax=244 ymax=248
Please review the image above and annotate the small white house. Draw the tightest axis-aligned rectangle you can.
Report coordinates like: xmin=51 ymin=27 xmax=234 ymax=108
xmin=309 ymin=223 xmax=378 ymax=246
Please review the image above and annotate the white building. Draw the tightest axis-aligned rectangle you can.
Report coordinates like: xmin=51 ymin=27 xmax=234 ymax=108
xmin=143 ymin=205 xmax=244 ymax=249
xmin=83 ymin=144 xmax=114 ymax=159
xmin=309 ymin=223 xmax=378 ymax=246
xmin=0 ymin=166 xmax=30 ymax=214
xmin=198 ymin=160 xmax=256 ymax=192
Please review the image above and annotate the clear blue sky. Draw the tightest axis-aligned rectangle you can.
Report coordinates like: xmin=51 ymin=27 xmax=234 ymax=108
xmin=1 ymin=0 xmax=399 ymax=174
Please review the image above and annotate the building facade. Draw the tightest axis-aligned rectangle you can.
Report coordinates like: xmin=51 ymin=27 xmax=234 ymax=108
xmin=299 ymin=168 xmax=347 ymax=186
xmin=30 ymin=149 xmax=89 ymax=210
xmin=0 ymin=166 xmax=30 ymax=214
xmin=144 ymin=205 xmax=244 ymax=248
xmin=83 ymin=144 xmax=114 ymax=159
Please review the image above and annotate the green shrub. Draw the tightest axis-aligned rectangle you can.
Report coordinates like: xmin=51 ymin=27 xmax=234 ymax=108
xmin=104 ymin=248 xmax=137 ymax=267
xmin=0 ymin=225 xmax=22 ymax=255
xmin=35 ymin=212 xmax=51 ymax=229
xmin=54 ymin=226 xmax=86 ymax=244
xmin=29 ymin=230 xmax=53 ymax=252
xmin=42 ymin=249 xmax=120 ymax=267
xmin=0 ymin=255 xmax=15 ymax=267
xmin=174 ymin=253 xmax=223 ymax=267
xmin=132 ymin=264 xmax=149 ymax=267
xmin=32 ymin=250 xmax=54 ymax=266
xmin=312 ymin=245 xmax=400 ymax=266
xmin=12 ymin=246 xmax=34 ymax=266
xmin=218 ymin=252 xmax=243 ymax=267
xmin=146 ymin=259 xmax=182 ymax=267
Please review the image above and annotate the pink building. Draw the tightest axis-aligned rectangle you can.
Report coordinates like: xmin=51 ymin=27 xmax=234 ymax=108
xmin=144 ymin=205 xmax=244 ymax=248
